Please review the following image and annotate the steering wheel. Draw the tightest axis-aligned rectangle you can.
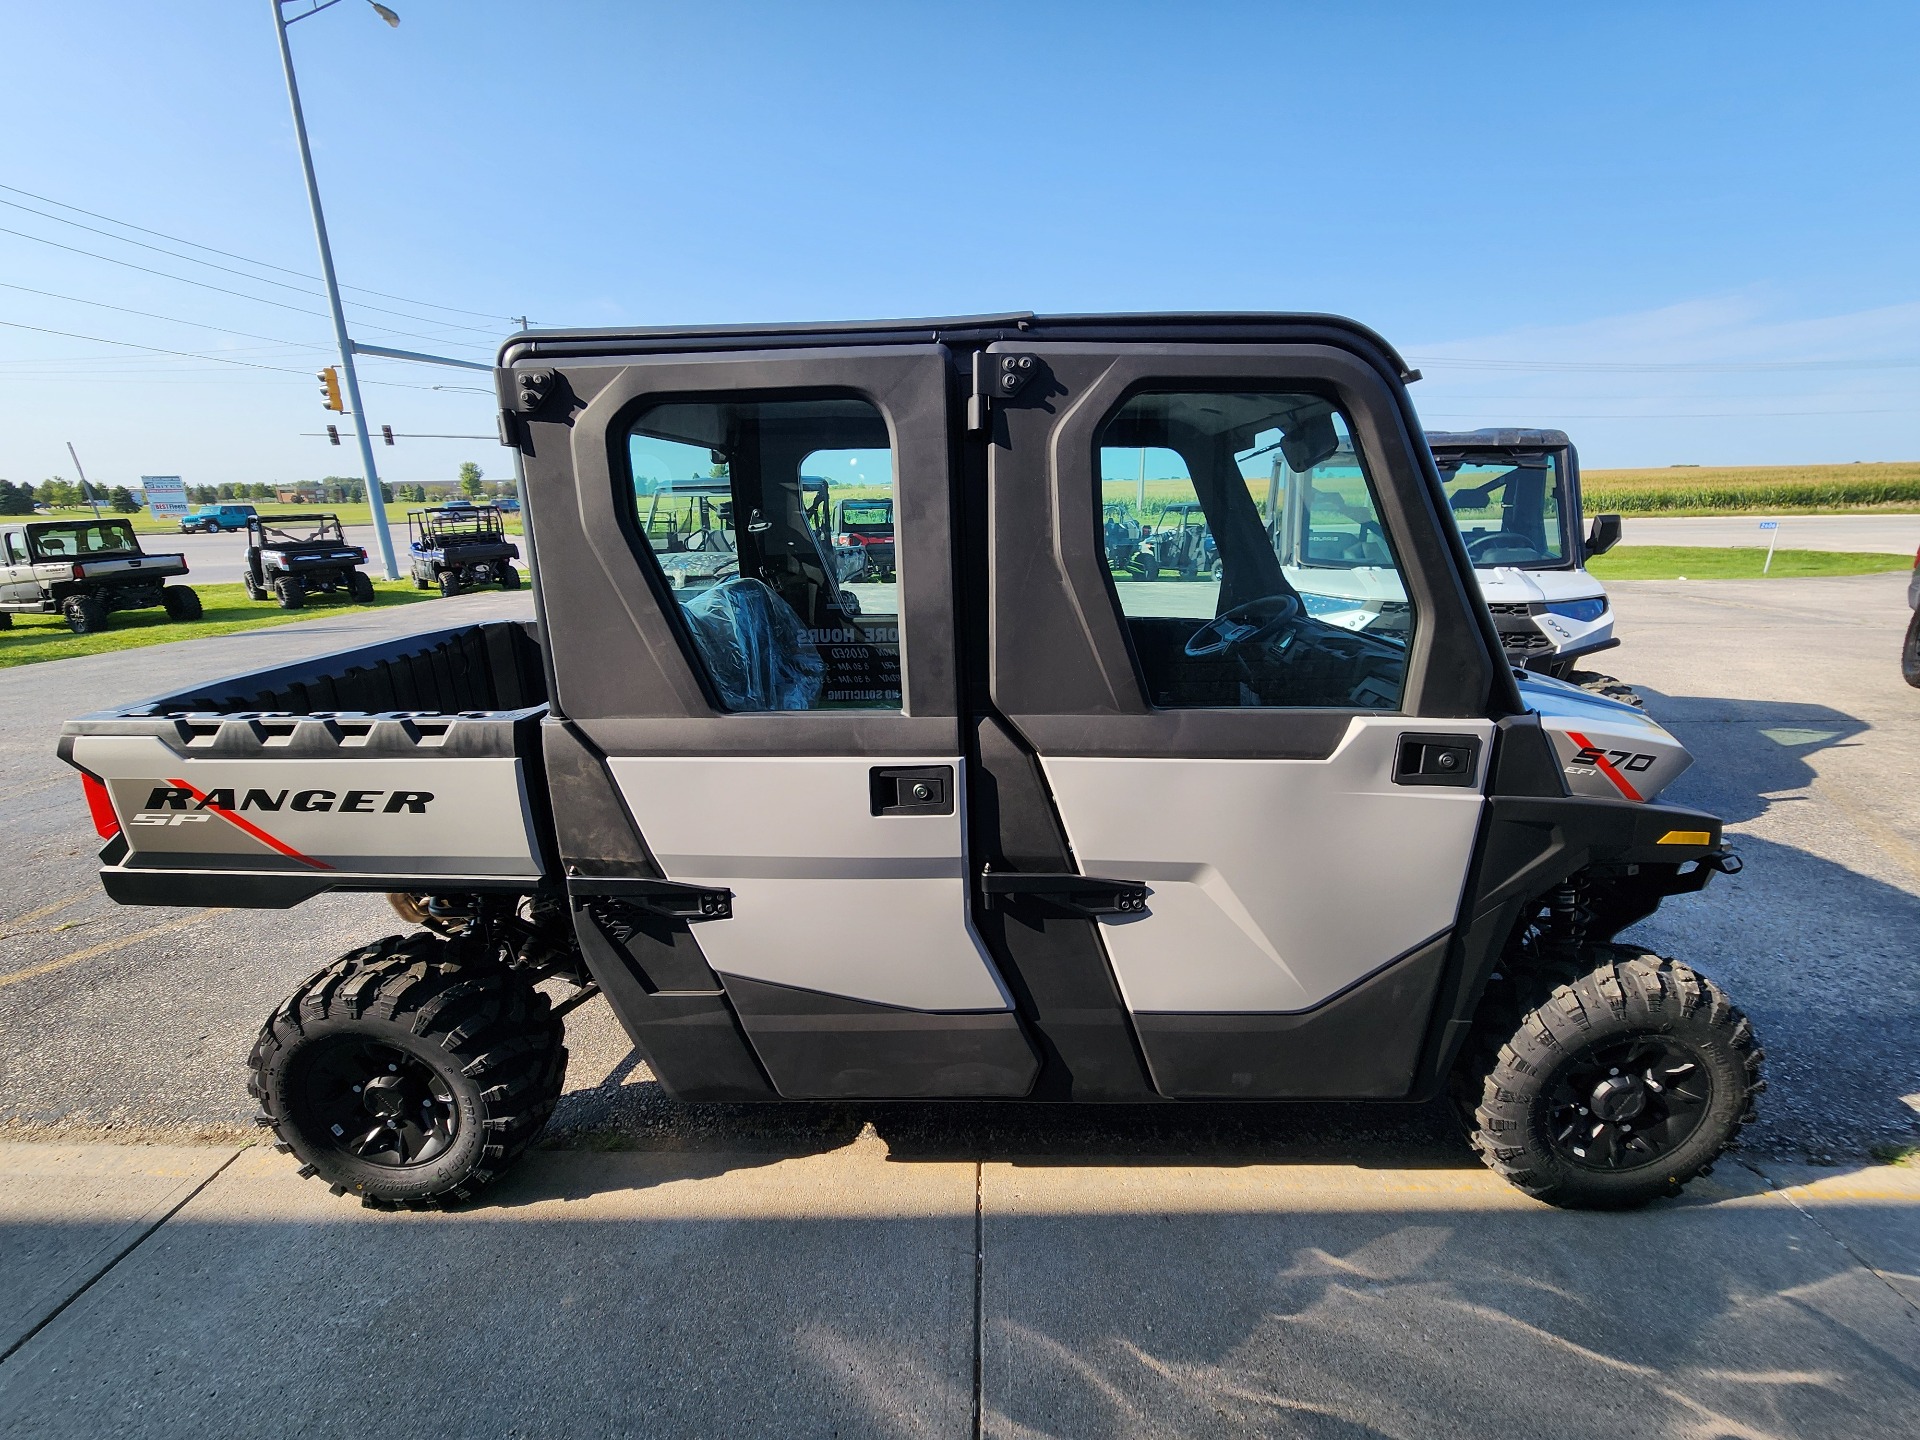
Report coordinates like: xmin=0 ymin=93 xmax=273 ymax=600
xmin=1184 ymin=592 xmax=1303 ymax=659
xmin=1467 ymin=531 xmax=1538 ymax=562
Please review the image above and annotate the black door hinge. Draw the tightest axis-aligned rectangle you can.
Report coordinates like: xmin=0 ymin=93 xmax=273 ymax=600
xmin=968 ymin=351 xmax=1040 ymax=432
xmin=979 ymin=869 xmax=1149 ymax=916
xmin=565 ymin=875 xmax=732 ymax=922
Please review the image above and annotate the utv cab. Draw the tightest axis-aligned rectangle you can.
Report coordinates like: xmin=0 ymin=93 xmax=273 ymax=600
xmin=242 ymin=513 xmax=373 ymax=609
xmin=831 ymin=496 xmax=896 ymax=580
xmin=1425 ymin=430 xmax=1629 ymax=694
xmin=408 ymin=503 xmax=521 ymax=595
xmin=61 ymin=312 xmax=1760 ymax=1215
xmin=1 ymin=517 xmax=198 ymax=633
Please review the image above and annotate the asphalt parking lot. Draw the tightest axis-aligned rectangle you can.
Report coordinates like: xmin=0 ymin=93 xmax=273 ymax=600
xmin=1 ymin=570 xmax=1916 ymax=1435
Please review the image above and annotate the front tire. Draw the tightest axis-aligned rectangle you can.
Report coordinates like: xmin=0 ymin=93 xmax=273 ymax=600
xmin=161 ymin=585 xmax=202 ymax=622
xmin=1457 ymin=945 xmax=1763 ymax=1209
xmin=1903 ymin=607 xmax=1920 ymax=687
xmin=248 ymin=934 xmax=567 ymax=1207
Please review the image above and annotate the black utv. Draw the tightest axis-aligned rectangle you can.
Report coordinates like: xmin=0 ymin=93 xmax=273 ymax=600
xmin=408 ymin=503 xmax=521 ymax=595
xmin=242 ymin=513 xmax=374 ymax=609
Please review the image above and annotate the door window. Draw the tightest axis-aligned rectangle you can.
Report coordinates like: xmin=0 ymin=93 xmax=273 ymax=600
xmin=3 ymin=532 xmax=26 ymax=564
xmin=1096 ymin=390 xmax=1411 ymax=710
xmin=625 ymin=395 xmax=902 ymax=712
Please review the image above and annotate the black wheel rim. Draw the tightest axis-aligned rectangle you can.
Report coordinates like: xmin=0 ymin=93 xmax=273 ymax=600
xmin=299 ymin=1037 xmax=459 ymax=1168
xmin=1544 ymin=1035 xmax=1712 ymax=1171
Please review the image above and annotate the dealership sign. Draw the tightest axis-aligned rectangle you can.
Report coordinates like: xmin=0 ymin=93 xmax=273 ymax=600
xmin=141 ymin=475 xmax=189 ymax=522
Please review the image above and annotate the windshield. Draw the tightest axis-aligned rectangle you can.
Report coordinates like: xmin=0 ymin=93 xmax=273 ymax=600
xmin=839 ymin=503 xmax=891 ymax=528
xmin=1434 ymin=451 xmax=1568 ymax=567
xmin=30 ymin=521 xmax=138 ymax=560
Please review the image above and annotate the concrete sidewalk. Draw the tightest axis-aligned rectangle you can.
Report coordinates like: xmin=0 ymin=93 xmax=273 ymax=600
xmin=1 ymin=1140 xmax=1914 ymax=1439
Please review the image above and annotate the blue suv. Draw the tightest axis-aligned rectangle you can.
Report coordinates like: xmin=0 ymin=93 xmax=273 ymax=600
xmin=179 ymin=503 xmax=258 ymax=534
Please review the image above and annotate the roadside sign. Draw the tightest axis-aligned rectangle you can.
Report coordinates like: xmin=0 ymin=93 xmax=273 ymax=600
xmin=1759 ymin=519 xmax=1780 ymax=572
xmin=1757 ymin=521 xmax=1778 ymax=530
xmin=141 ymin=475 xmax=189 ymax=523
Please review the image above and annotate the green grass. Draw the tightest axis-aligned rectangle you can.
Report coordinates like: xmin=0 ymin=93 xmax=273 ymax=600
xmin=1583 ymin=463 xmax=1920 ymax=516
xmin=1588 ymin=546 xmax=1912 ymax=581
xmin=0 ymin=580 xmax=437 ymax=669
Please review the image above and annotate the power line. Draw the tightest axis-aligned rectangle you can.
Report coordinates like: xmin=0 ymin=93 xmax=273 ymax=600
xmin=0 ymin=281 xmax=327 ymax=350
xmin=0 ymin=224 xmax=491 ymax=351
xmin=0 ymin=193 xmax=503 ymax=336
xmin=0 ymin=318 xmax=469 ymax=392
xmin=1413 ymin=356 xmax=1920 ymax=374
xmin=0 ymin=181 xmax=519 ymax=324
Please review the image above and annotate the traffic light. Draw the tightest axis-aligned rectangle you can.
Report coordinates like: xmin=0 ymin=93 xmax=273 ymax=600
xmin=317 ymin=367 xmax=343 ymax=412
xmin=381 ymin=424 xmax=394 ymax=446
xmin=326 ymin=424 xmax=341 ymax=446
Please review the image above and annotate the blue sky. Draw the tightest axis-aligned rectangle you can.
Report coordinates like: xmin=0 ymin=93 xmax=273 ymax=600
xmin=2 ymin=1 xmax=1916 ymax=491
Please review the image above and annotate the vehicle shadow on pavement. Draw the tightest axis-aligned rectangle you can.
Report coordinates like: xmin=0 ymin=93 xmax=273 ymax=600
xmin=1633 ymin=685 xmax=1869 ymax=826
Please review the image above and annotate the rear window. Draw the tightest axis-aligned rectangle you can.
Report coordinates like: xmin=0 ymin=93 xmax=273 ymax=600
xmin=30 ymin=521 xmax=138 ymax=559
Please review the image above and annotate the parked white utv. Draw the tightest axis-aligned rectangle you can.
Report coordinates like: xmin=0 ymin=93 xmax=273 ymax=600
xmin=1426 ymin=429 xmax=1638 ymax=703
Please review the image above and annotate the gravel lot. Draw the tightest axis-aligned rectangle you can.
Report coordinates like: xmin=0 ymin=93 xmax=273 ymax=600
xmin=1 ymin=573 xmax=1914 ymax=1167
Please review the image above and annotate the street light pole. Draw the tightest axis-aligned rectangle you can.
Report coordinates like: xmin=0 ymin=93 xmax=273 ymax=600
xmin=270 ymin=0 xmax=399 ymax=578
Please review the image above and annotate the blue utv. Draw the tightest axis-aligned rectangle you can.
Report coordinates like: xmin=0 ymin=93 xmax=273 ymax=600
xmin=408 ymin=503 xmax=521 ymax=595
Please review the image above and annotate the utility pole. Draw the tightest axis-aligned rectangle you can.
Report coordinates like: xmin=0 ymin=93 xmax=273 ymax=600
xmin=270 ymin=0 xmax=399 ymax=578
xmin=66 ymin=443 xmax=103 ymax=520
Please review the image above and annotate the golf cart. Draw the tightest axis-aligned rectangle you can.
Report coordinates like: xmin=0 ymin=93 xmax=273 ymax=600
xmin=62 ymin=312 xmax=1760 ymax=1215
xmin=0 ymin=517 xmax=198 ymax=633
xmin=408 ymin=503 xmax=521 ymax=595
xmin=242 ymin=513 xmax=373 ymax=609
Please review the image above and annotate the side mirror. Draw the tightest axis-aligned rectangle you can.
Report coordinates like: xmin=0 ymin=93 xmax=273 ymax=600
xmin=1585 ymin=513 xmax=1622 ymax=558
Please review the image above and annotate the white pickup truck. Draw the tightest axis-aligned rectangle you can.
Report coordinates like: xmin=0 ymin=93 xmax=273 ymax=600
xmin=1 ymin=516 xmax=200 ymax=633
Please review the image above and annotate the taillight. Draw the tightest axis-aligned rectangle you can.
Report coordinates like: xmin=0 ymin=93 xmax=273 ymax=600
xmin=81 ymin=773 xmax=120 ymax=839
xmin=71 ymin=563 xmax=85 ymax=579
xmin=354 ymin=549 xmax=367 ymax=562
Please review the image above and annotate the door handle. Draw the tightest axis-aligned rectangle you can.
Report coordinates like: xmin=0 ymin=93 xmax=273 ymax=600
xmin=869 ymin=765 xmax=954 ymax=816
xmin=1393 ymin=733 xmax=1482 ymax=787
xmin=979 ymin=870 xmax=1150 ymax=916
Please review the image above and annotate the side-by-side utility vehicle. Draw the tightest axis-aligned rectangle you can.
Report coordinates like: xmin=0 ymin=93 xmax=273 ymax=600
xmin=1425 ymin=429 xmax=1632 ymax=699
xmin=242 ymin=513 xmax=374 ymax=609
xmin=3 ymin=517 xmax=200 ymax=633
xmin=60 ymin=313 xmax=1760 ymax=1212
xmin=407 ymin=503 xmax=521 ymax=594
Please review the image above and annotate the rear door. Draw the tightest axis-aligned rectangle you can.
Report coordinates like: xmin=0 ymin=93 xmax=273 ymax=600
xmin=980 ymin=340 xmax=1502 ymax=1099
xmin=518 ymin=343 xmax=1037 ymax=1100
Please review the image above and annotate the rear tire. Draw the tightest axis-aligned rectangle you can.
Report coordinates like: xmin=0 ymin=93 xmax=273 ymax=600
xmin=1568 ymin=670 xmax=1645 ymax=707
xmin=243 ymin=575 xmax=264 ymax=602
xmin=247 ymin=933 xmax=567 ymax=1207
xmin=63 ymin=594 xmax=107 ymax=634
xmin=272 ymin=576 xmax=305 ymax=610
xmin=349 ymin=571 xmax=376 ymax=604
xmin=438 ymin=569 xmax=461 ymax=597
xmin=498 ymin=564 xmax=520 ymax=591
xmin=1903 ymin=607 xmax=1920 ymax=688
xmin=0 ymin=612 xmax=12 ymax=630
xmin=1457 ymin=945 xmax=1763 ymax=1209
xmin=161 ymin=585 xmax=202 ymax=622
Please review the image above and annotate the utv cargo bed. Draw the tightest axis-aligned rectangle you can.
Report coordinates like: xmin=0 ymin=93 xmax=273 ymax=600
xmin=60 ymin=621 xmax=550 ymax=907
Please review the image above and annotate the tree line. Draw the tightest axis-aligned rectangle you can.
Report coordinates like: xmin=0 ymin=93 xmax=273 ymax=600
xmin=0 ymin=462 xmax=510 ymax=517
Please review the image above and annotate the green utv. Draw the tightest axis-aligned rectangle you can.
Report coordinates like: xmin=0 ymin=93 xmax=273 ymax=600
xmin=60 ymin=313 xmax=1760 ymax=1210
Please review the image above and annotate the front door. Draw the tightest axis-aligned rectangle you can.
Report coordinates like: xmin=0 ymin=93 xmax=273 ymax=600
xmin=519 ymin=343 xmax=1036 ymax=1100
xmin=0 ymin=530 xmax=34 ymax=606
xmin=981 ymin=341 xmax=1501 ymax=1098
